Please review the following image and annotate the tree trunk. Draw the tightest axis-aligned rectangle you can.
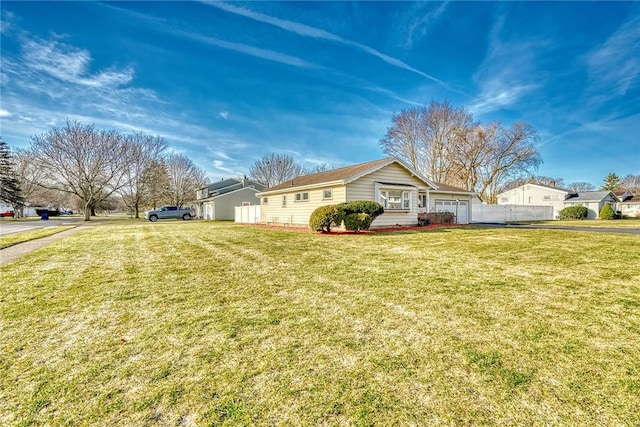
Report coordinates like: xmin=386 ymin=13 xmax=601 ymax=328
xmin=84 ymin=202 xmax=91 ymax=221
xmin=134 ymin=205 xmax=139 ymax=218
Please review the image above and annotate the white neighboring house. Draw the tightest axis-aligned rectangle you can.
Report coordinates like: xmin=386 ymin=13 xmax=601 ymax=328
xmin=496 ymin=183 xmax=569 ymax=219
xmin=614 ymin=190 xmax=640 ymax=218
xmin=497 ymin=183 xmax=621 ymax=219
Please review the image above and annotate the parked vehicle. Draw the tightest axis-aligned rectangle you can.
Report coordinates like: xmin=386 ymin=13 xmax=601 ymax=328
xmin=144 ymin=206 xmax=194 ymax=222
xmin=1 ymin=211 xmax=15 ymax=217
xmin=35 ymin=208 xmax=60 ymax=217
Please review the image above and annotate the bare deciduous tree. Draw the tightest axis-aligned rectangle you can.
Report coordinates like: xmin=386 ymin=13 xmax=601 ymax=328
xmin=144 ymin=159 xmax=171 ymax=210
xmin=567 ymin=181 xmax=595 ymax=192
xmin=119 ymin=132 xmax=167 ymax=218
xmin=620 ymin=174 xmax=640 ymax=193
xmin=477 ymin=122 xmax=542 ymax=203
xmin=380 ymin=100 xmax=542 ymax=203
xmin=29 ymin=120 xmax=131 ymax=221
xmin=380 ymin=100 xmax=475 ymax=184
xmin=10 ymin=148 xmax=47 ymax=217
xmin=249 ymin=153 xmax=305 ymax=188
xmin=165 ymin=153 xmax=207 ymax=207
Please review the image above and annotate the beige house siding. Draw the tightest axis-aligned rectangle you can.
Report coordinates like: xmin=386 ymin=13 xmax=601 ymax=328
xmin=346 ymin=162 xmax=426 ymax=227
xmin=260 ymin=186 xmax=346 ymax=226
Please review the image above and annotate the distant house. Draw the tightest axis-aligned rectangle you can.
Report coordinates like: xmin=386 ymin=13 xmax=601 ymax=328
xmin=195 ymin=177 xmax=265 ymax=220
xmin=255 ymin=157 xmax=474 ymax=228
xmin=563 ymin=191 xmax=619 ymax=219
xmin=497 ymin=183 xmax=621 ymax=219
xmin=613 ymin=190 xmax=640 ymax=218
xmin=496 ymin=182 xmax=570 ymax=219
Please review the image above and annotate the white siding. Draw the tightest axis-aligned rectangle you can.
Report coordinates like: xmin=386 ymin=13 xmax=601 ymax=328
xmin=497 ymin=184 xmax=568 ymax=219
xmin=428 ymin=194 xmax=473 ymax=224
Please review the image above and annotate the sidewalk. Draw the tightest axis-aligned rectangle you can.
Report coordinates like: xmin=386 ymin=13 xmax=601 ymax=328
xmin=0 ymin=223 xmax=97 ymax=266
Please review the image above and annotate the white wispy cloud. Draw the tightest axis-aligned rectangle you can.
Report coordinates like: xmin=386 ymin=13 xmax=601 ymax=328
xmin=200 ymin=1 xmax=450 ymax=87
xmin=219 ymin=111 xmax=229 ymax=120
xmin=469 ymin=15 xmax=546 ymax=115
xmin=585 ymin=15 xmax=640 ymax=96
xmin=21 ymin=37 xmax=133 ymax=88
xmin=403 ymin=2 xmax=449 ymax=48
xmin=0 ymin=109 xmax=11 ymax=117
xmin=179 ymin=30 xmax=314 ymax=69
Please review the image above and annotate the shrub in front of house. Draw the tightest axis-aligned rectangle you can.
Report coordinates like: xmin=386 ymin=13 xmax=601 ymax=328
xmin=336 ymin=201 xmax=384 ymax=229
xmin=599 ymin=204 xmax=615 ymax=220
xmin=425 ymin=211 xmax=456 ymax=225
xmin=558 ymin=206 xmax=588 ymax=220
xmin=338 ymin=201 xmax=384 ymax=218
xmin=343 ymin=213 xmax=373 ymax=232
xmin=309 ymin=205 xmax=341 ymax=232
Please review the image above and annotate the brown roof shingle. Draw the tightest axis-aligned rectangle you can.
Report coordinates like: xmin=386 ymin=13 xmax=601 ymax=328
xmin=260 ymin=158 xmax=395 ymax=193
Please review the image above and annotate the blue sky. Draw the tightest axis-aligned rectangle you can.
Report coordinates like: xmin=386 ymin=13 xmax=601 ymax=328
xmin=1 ymin=1 xmax=638 ymax=187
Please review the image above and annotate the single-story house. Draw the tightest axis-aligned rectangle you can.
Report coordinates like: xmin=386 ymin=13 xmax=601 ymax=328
xmin=614 ymin=190 xmax=640 ymax=218
xmin=255 ymin=157 xmax=474 ymax=228
xmin=563 ymin=191 xmax=619 ymax=219
xmin=195 ymin=177 xmax=265 ymax=220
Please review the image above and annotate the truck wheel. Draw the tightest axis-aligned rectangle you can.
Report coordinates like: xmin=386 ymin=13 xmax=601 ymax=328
xmin=182 ymin=213 xmax=192 ymax=220
xmin=149 ymin=215 xmax=158 ymax=222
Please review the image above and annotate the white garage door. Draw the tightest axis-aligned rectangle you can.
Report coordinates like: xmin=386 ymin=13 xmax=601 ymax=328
xmin=435 ymin=200 xmax=468 ymax=224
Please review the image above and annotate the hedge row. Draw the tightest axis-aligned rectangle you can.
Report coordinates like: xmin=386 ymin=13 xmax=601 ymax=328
xmin=309 ymin=201 xmax=384 ymax=233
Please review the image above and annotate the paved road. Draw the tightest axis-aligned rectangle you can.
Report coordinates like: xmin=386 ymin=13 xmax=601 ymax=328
xmin=0 ymin=217 xmax=84 ymax=236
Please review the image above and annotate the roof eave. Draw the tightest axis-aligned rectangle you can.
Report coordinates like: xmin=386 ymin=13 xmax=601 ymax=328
xmin=256 ymin=179 xmax=346 ymax=196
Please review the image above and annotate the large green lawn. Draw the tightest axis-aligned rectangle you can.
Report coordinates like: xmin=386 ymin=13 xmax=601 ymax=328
xmin=1 ymin=221 xmax=639 ymax=425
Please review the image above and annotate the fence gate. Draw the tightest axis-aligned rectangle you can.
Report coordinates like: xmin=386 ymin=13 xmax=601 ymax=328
xmin=235 ymin=205 xmax=261 ymax=223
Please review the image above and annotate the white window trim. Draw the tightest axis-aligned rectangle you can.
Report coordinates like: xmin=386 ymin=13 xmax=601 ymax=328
xmin=294 ymin=192 xmax=309 ymax=202
xmin=375 ymin=183 xmax=413 ymax=212
xmin=323 ymin=188 xmax=333 ymax=200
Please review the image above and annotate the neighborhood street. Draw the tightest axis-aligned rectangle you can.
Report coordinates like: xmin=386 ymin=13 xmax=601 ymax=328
xmin=0 ymin=218 xmax=83 ymax=237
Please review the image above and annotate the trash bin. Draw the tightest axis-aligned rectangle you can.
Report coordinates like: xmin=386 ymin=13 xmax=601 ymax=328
xmin=41 ymin=212 xmax=49 ymax=220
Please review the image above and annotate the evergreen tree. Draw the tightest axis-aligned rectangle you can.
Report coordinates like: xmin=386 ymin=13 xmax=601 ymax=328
xmin=0 ymin=138 xmax=25 ymax=208
xmin=601 ymin=173 xmax=620 ymax=191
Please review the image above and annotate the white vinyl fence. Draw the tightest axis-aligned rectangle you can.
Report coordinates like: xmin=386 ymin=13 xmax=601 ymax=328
xmin=471 ymin=204 xmax=553 ymax=223
xmin=235 ymin=205 xmax=261 ymax=223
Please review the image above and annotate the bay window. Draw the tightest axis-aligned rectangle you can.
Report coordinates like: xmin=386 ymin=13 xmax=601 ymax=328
xmin=377 ymin=184 xmax=413 ymax=211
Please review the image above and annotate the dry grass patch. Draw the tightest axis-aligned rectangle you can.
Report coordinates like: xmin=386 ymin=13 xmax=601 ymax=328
xmin=1 ymin=222 xmax=639 ymax=425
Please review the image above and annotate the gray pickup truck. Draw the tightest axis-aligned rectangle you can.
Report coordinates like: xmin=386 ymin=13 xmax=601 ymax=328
xmin=145 ymin=206 xmax=194 ymax=222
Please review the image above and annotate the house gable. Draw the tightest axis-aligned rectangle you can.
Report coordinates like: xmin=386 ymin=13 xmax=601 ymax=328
xmin=256 ymin=157 xmax=436 ymax=196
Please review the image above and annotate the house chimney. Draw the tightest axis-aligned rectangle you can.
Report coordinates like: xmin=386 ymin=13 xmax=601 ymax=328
xmin=549 ymin=180 xmax=556 ymax=188
xmin=242 ymin=175 xmax=247 ymax=187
